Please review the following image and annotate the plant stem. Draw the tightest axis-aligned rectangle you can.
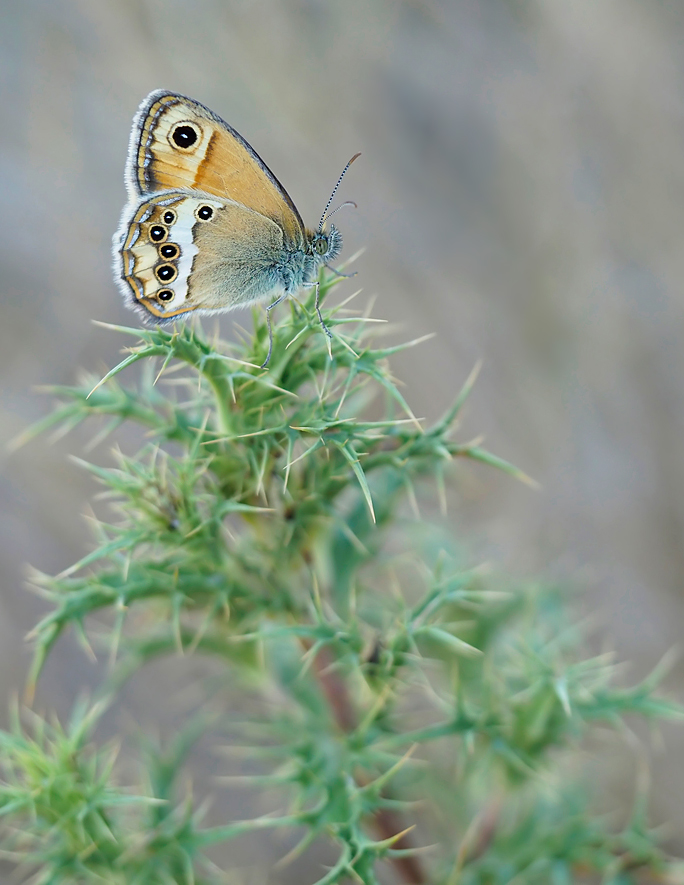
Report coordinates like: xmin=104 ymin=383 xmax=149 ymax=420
xmin=203 ymin=364 xmax=234 ymax=438
xmin=309 ymin=644 xmax=426 ymax=885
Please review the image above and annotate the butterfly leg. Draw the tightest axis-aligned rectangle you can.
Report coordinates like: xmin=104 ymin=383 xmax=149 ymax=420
xmin=260 ymin=292 xmax=290 ymax=369
xmin=325 ymin=264 xmax=357 ymax=279
xmin=302 ymin=280 xmax=334 ymax=358
xmin=308 ymin=281 xmax=331 ymax=338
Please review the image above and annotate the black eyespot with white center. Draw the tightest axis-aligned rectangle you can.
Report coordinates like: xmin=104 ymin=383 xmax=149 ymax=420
xmin=159 ymin=243 xmax=180 ymax=260
xmin=195 ymin=204 xmax=214 ymax=221
xmin=149 ymin=225 xmax=167 ymax=243
xmin=155 ymin=264 xmax=177 ymax=283
xmin=170 ymin=122 xmax=201 ymax=151
xmin=162 ymin=209 xmax=177 ymax=225
xmin=157 ymin=289 xmax=174 ymax=303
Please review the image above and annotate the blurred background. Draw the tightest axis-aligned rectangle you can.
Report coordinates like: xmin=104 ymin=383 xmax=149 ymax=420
xmin=2 ymin=0 xmax=684 ymax=874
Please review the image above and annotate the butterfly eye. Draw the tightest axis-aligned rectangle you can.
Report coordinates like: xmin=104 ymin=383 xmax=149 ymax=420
xmin=170 ymin=122 xmax=201 ymax=151
xmin=155 ymin=264 xmax=178 ymax=283
xmin=149 ymin=225 xmax=167 ymax=243
xmin=159 ymin=243 xmax=180 ymax=260
xmin=157 ymin=289 xmax=174 ymax=303
xmin=314 ymin=236 xmax=329 ymax=256
xmin=195 ymin=204 xmax=214 ymax=221
xmin=162 ymin=210 xmax=177 ymax=225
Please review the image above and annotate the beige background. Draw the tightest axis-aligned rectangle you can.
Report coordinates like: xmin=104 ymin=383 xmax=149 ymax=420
xmin=1 ymin=0 xmax=684 ymax=874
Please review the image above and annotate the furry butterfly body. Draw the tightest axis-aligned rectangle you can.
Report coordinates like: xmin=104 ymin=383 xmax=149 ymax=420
xmin=113 ymin=91 xmax=357 ymax=362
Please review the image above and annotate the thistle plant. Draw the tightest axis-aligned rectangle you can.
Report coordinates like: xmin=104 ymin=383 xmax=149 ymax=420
xmin=2 ymin=274 xmax=683 ymax=884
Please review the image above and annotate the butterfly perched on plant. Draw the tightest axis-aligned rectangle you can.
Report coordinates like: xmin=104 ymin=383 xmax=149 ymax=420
xmin=113 ymin=90 xmax=359 ymax=366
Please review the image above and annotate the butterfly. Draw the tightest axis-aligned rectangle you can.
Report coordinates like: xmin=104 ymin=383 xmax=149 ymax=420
xmin=113 ymin=90 xmax=359 ymax=366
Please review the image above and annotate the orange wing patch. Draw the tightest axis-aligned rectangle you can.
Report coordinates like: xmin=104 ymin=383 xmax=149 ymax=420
xmin=128 ymin=91 xmax=305 ymax=248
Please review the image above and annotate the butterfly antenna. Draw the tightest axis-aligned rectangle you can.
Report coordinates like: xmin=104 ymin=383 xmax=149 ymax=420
xmin=318 ymin=152 xmax=361 ymax=231
xmin=320 ymin=200 xmax=357 ymax=228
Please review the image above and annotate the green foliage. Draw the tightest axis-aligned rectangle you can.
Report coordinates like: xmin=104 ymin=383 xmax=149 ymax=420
xmin=3 ymin=275 xmax=683 ymax=884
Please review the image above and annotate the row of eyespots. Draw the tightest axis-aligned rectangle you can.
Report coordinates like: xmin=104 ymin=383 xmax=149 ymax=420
xmin=147 ymin=204 xmax=215 ymax=304
xmin=150 ymin=210 xmax=178 ymax=293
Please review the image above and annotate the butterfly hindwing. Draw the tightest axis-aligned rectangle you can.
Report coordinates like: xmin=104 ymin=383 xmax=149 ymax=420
xmin=126 ymin=91 xmax=306 ymax=248
xmin=115 ymin=190 xmax=296 ymax=322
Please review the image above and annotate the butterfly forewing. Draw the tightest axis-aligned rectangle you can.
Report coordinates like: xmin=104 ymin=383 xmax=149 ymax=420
xmin=127 ymin=91 xmax=305 ymax=248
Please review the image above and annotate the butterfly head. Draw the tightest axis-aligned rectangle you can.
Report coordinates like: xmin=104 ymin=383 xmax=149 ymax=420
xmin=309 ymin=225 xmax=342 ymax=265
